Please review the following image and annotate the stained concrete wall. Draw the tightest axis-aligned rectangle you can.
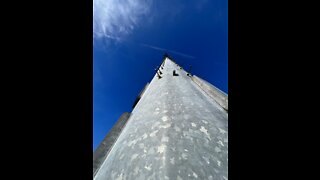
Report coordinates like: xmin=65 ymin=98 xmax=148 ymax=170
xmin=94 ymin=57 xmax=228 ymax=180
xmin=93 ymin=112 xmax=131 ymax=176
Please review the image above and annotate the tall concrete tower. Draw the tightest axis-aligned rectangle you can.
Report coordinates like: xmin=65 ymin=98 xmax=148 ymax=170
xmin=93 ymin=54 xmax=228 ymax=180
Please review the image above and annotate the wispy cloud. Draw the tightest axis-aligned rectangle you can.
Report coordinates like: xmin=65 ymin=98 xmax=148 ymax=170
xmin=93 ymin=0 xmax=153 ymax=41
xmin=141 ymin=43 xmax=195 ymax=59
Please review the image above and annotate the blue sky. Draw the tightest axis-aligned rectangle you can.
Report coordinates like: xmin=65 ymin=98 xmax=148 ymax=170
xmin=93 ymin=0 xmax=228 ymax=150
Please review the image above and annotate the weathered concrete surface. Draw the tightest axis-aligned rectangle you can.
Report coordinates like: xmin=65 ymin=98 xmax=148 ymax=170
xmin=93 ymin=112 xmax=131 ymax=176
xmin=191 ymin=75 xmax=228 ymax=111
xmin=94 ymin=57 xmax=228 ymax=180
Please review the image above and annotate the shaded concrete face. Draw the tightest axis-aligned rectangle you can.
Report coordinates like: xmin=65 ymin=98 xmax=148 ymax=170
xmin=94 ymin=58 xmax=228 ymax=180
xmin=93 ymin=112 xmax=131 ymax=176
xmin=192 ymin=75 xmax=228 ymax=111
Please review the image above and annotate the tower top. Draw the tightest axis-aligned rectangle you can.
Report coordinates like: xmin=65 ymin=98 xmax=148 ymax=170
xmin=163 ymin=52 xmax=171 ymax=59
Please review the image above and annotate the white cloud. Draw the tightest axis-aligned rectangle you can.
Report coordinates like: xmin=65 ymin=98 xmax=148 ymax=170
xmin=93 ymin=0 xmax=153 ymax=41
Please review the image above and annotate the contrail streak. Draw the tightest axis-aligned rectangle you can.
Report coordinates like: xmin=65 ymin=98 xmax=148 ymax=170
xmin=141 ymin=43 xmax=195 ymax=59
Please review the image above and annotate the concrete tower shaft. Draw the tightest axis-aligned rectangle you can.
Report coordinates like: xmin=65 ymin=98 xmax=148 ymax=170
xmin=94 ymin=56 xmax=228 ymax=180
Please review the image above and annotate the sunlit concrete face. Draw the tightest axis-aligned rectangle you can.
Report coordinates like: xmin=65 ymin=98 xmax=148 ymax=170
xmin=94 ymin=57 xmax=228 ymax=180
